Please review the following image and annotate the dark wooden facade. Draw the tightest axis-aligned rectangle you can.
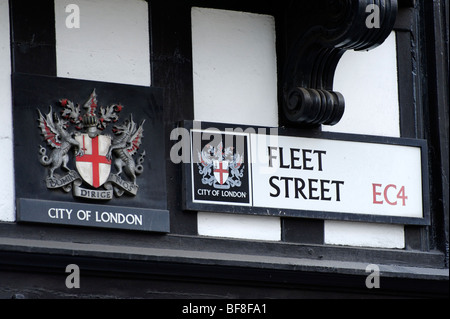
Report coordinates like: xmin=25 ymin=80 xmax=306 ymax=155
xmin=1 ymin=0 xmax=448 ymax=299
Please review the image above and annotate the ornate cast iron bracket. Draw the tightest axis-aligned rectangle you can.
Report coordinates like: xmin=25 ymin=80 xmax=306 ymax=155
xmin=282 ymin=0 xmax=398 ymax=127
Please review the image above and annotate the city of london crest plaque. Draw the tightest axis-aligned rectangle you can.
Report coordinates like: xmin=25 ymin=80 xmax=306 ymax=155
xmin=37 ymin=90 xmax=146 ymax=200
xmin=13 ymin=74 xmax=169 ymax=232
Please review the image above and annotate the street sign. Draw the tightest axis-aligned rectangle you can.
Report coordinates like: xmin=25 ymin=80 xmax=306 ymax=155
xmin=184 ymin=121 xmax=429 ymax=225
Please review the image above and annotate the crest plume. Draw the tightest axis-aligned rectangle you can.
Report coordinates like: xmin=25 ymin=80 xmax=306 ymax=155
xmin=83 ymin=89 xmax=98 ymax=116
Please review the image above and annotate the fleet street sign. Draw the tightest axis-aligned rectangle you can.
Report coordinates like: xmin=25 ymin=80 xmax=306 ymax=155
xmin=184 ymin=121 xmax=430 ymax=225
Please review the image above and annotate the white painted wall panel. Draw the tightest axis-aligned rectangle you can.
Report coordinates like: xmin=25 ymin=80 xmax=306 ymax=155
xmin=0 ymin=0 xmax=15 ymax=222
xmin=192 ymin=7 xmax=278 ymax=127
xmin=324 ymin=221 xmax=405 ymax=249
xmin=192 ymin=7 xmax=280 ymax=241
xmin=198 ymin=212 xmax=281 ymax=241
xmin=324 ymin=32 xmax=404 ymax=249
xmin=55 ymin=0 xmax=151 ymax=86
xmin=324 ymin=32 xmax=400 ymax=137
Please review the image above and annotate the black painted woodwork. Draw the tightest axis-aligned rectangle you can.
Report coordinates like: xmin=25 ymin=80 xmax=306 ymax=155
xmin=280 ymin=0 xmax=398 ymax=127
xmin=3 ymin=0 xmax=448 ymax=298
xmin=282 ymin=218 xmax=324 ymax=244
xmin=9 ymin=0 xmax=56 ymax=76
xmin=419 ymin=0 xmax=449 ymax=265
xmin=150 ymin=1 xmax=198 ymax=235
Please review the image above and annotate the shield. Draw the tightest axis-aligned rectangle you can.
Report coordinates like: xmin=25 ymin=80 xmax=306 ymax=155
xmin=213 ymin=160 xmax=229 ymax=185
xmin=75 ymin=134 xmax=111 ymax=188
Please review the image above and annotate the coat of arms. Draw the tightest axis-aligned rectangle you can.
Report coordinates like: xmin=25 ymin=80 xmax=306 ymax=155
xmin=37 ymin=90 xmax=145 ymax=200
xmin=197 ymin=142 xmax=244 ymax=190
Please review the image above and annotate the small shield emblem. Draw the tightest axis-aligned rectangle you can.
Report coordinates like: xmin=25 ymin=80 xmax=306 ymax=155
xmin=75 ymin=134 xmax=111 ymax=188
xmin=213 ymin=160 xmax=229 ymax=185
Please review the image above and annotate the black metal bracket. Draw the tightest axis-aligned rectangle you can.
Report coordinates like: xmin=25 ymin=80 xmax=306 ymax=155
xmin=281 ymin=0 xmax=398 ymax=127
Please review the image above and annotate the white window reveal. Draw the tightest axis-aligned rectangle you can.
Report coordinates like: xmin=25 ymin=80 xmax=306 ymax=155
xmin=192 ymin=7 xmax=278 ymax=127
xmin=0 ymin=1 xmax=14 ymax=222
xmin=324 ymin=32 xmax=400 ymax=137
xmin=55 ymin=0 xmax=151 ymax=86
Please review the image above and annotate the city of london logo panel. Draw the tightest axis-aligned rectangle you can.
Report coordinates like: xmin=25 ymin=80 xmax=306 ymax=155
xmin=13 ymin=74 xmax=168 ymax=232
xmin=37 ymin=90 xmax=145 ymax=200
xmin=191 ymin=130 xmax=252 ymax=206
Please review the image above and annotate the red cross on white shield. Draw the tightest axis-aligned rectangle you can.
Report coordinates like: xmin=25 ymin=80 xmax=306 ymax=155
xmin=213 ymin=160 xmax=229 ymax=185
xmin=75 ymin=134 xmax=111 ymax=188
